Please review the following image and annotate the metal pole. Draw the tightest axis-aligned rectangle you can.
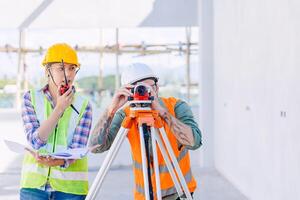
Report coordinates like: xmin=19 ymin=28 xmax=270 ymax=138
xmin=185 ymin=27 xmax=192 ymax=102
xmin=139 ymin=125 xmax=151 ymax=200
xmin=15 ymin=0 xmax=54 ymax=109
xmin=153 ymin=128 xmax=184 ymax=198
xmin=98 ymin=29 xmax=104 ymax=90
xmin=23 ymin=55 xmax=28 ymax=92
xmin=115 ymin=28 xmax=120 ymax=89
xmin=199 ymin=0 xmax=215 ymax=168
xmin=16 ymin=30 xmax=25 ymax=109
xmin=150 ymin=127 xmax=162 ymax=200
xmin=158 ymin=127 xmax=193 ymax=200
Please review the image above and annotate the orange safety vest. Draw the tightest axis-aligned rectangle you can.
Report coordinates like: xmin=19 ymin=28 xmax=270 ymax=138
xmin=124 ymin=97 xmax=197 ymax=200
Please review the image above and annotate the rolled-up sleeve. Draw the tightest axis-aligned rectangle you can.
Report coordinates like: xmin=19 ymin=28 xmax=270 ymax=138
xmin=174 ymin=100 xmax=202 ymax=150
xmin=96 ymin=110 xmax=125 ymax=153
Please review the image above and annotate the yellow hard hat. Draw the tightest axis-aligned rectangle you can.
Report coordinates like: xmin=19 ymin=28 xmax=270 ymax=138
xmin=42 ymin=43 xmax=80 ymax=67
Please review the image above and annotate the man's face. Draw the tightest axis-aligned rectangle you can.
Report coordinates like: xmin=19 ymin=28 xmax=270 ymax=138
xmin=46 ymin=63 xmax=77 ymax=86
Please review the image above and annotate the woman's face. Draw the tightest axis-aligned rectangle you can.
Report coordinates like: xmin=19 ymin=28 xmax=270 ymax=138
xmin=46 ymin=62 xmax=77 ymax=87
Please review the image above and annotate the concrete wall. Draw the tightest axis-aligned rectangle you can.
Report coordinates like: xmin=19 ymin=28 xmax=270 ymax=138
xmin=199 ymin=0 xmax=300 ymax=199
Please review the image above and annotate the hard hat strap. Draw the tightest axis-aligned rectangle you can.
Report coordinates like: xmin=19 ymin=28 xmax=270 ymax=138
xmin=47 ymin=66 xmax=58 ymax=88
xmin=61 ymin=60 xmax=68 ymax=86
xmin=75 ymin=67 xmax=80 ymax=75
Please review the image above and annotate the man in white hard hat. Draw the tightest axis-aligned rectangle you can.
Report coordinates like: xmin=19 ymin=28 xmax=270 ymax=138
xmin=89 ymin=63 xmax=202 ymax=200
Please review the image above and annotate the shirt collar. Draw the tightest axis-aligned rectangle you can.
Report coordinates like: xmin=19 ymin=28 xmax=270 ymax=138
xmin=39 ymin=84 xmax=55 ymax=108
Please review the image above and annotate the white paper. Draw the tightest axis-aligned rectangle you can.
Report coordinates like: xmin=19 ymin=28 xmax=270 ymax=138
xmin=4 ymin=139 xmax=89 ymax=159
xmin=4 ymin=139 xmax=32 ymax=154
xmin=48 ymin=148 xmax=89 ymax=159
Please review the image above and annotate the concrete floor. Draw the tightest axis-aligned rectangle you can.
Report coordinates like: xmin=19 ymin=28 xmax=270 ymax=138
xmin=0 ymin=166 xmax=248 ymax=200
xmin=0 ymin=109 xmax=248 ymax=199
xmin=90 ymin=167 xmax=248 ymax=200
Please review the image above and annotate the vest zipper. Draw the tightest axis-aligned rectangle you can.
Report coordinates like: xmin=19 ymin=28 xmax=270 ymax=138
xmin=46 ymin=125 xmax=58 ymax=184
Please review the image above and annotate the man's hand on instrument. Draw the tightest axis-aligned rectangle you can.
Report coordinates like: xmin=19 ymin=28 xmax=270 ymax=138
xmin=148 ymin=84 xmax=168 ymax=117
xmin=108 ymin=84 xmax=134 ymax=116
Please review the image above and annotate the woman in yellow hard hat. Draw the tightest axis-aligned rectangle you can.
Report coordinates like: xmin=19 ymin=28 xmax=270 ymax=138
xmin=20 ymin=43 xmax=92 ymax=200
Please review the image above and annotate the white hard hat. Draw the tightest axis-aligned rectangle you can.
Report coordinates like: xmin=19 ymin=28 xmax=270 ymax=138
xmin=121 ymin=63 xmax=159 ymax=85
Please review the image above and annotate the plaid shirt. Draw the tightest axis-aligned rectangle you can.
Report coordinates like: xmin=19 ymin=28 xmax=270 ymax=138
xmin=21 ymin=84 xmax=92 ymax=191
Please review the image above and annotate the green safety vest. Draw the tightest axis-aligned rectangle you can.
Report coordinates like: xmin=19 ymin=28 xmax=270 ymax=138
xmin=20 ymin=89 xmax=89 ymax=195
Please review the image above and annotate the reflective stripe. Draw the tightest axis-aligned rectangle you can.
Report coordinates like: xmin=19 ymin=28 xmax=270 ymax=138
xmin=22 ymin=164 xmax=87 ymax=181
xmin=22 ymin=164 xmax=49 ymax=175
xmin=176 ymin=149 xmax=188 ymax=163
xmin=133 ymin=149 xmax=188 ymax=173
xmin=161 ymin=170 xmax=193 ymax=197
xmin=136 ymin=184 xmax=146 ymax=196
xmin=135 ymin=169 xmax=193 ymax=197
xmin=159 ymin=149 xmax=188 ymax=173
xmin=161 ymin=187 xmax=177 ymax=198
xmin=50 ymin=169 xmax=88 ymax=181
xmin=30 ymin=89 xmax=46 ymax=123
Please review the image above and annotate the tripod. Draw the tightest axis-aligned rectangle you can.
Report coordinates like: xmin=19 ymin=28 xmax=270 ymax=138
xmin=86 ymin=103 xmax=193 ymax=200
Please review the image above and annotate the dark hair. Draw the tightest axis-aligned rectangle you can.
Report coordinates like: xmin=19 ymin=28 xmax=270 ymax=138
xmin=132 ymin=77 xmax=158 ymax=85
xmin=45 ymin=62 xmax=57 ymax=68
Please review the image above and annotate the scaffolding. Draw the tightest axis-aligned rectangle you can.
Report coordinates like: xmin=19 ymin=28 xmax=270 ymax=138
xmin=0 ymin=0 xmax=198 ymax=108
xmin=0 ymin=31 xmax=198 ymax=108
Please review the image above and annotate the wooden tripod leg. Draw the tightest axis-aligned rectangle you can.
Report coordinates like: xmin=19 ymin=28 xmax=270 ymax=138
xmin=150 ymin=127 xmax=162 ymax=200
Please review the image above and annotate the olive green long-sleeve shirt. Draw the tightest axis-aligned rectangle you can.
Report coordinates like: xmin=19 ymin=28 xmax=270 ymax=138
xmin=92 ymin=98 xmax=202 ymax=153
